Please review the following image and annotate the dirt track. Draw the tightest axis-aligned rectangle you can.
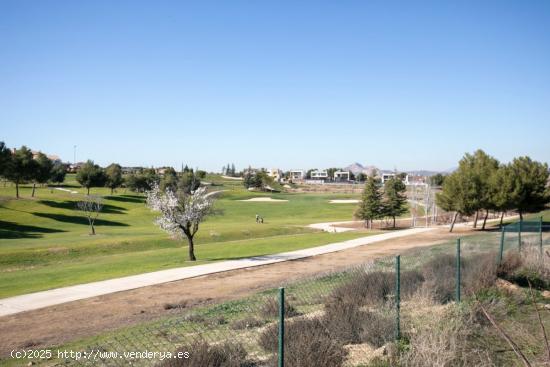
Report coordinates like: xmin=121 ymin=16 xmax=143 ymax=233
xmin=0 ymin=227 xmax=477 ymax=356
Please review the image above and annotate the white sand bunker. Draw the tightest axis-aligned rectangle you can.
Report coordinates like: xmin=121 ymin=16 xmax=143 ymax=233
xmin=329 ymin=199 xmax=360 ymax=204
xmin=239 ymin=197 xmax=288 ymax=202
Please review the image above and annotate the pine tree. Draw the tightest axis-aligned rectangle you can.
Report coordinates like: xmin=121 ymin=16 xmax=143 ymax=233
xmin=383 ymin=177 xmax=408 ymax=228
xmin=355 ymin=175 xmax=383 ymax=229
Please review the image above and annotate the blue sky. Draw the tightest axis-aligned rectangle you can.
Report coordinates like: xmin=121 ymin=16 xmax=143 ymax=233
xmin=1 ymin=0 xmax=549 ymax=172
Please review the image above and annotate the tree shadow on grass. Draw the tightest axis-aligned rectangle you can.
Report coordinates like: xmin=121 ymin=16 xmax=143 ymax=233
xmin=38 ymin=200 xmax=127 ymax=214
xmin=0 ymin=220 xmax=66 ymax=239
xmin=32 ymin=212 xmax=129 ymax=227
xmin=104 ymin=195 xmax=146 ymax=204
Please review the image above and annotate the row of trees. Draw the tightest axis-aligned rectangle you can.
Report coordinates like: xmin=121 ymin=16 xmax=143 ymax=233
xmin=0 ymin=144 xmax=67 ymax=198
xmin=222 ymin=163 xmax=237 ymax=177
xmin=436 ymin=150 xmax=550 ymax=232
xmin=355 ymin=176 xmax=408 ymax=228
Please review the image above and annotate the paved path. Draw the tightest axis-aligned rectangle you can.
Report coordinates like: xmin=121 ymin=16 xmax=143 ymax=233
xmin=0 ymin=227 xmax=434 ymax=317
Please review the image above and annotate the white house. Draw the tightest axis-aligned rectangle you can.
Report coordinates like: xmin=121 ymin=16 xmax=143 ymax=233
xmin=380 ymin=172 xmax=410 ymax=184
xmin=267 ymin=168 xmax=283 ymax=182
xmin=289 ymin=170 xmax=305 ymax=181
xmin=310 ymin=170 xmax=328 ymax=180
xmin=334 ymin=170 xmax=351 ymax=182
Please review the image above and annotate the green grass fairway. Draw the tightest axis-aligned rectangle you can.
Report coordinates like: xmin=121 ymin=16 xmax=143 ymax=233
xmin=0 ymin=174 xmax=381 ymax=298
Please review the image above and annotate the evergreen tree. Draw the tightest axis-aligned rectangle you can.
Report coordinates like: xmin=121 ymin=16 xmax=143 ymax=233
xmin=105 ymin=163 xmax=123 ymax=194
xmin=32 ymin=152 xmax=53 ymax=197
xmin=506 ymin=157 xmax=550 ymax=220
xmin=383 ymin=177 xmax=408 ymax=228
xmin=76 ymin=160 xmax=106 ymax=195
xmin=0 ymin=141 xmax=11 ymax=179
xmin=49 ymin=161 xmax=67 ymax=184
xmin=436 ymin=170 xmax=478 ymax=232
xmin=489 ymin=164 xmax=516 ymax=226
xmin=355 ymin=175 xmax=383 ymax=229
xmin=3 ymin=146 xmax=36 ymax=198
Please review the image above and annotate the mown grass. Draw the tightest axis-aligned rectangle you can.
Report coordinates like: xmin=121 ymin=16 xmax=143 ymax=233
xmin=0 ymin=174 xmax=380 ymax=297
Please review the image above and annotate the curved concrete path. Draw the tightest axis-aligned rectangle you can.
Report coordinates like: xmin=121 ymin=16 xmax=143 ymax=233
xmin=0 ymin=227 xmax=434 ymax=317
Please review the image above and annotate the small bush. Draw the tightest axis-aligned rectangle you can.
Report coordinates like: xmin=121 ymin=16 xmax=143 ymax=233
xmin=158 ymin=340 xmax=253 ymax=367
xmin=260 ymin=297 xmax=300 ymax=319
xmin=462 ymin=253 xmax=498 ymax=296
xmin=496 ymin=252 xmax=523 ymax=278
xmin=421 ymin=254 xmax=456 ymax=303
xmin=230 ymin=317 xmax=266 ymax=330
xmin=323 ymin=301 xmax=394 ymax=347
xmin=259 ymin=318 xmax=348 ymax=367
xmin=329 ymin=271 xmax=394 ymax=307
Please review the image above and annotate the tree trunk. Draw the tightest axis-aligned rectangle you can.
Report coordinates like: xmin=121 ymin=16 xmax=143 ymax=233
xmin=519 ymin=211 xmax=523 ymax=221
xmin=15 ymin=181 xmax=19 ymax=199
xmin=187 ymin=236 xmax=196 ymax=261
xmin=111 ymin=187 xmax=114 ymax=195
xmin=450 ymin=211 xmax=458 ymax=232
xmin=31 ymin=183 xmax=36 ymax=197
xmin=392 ymin=216 xmax=396 ymax=228
xmin=473 ymin=210 xmax=479 ymax=228
xmin=87 ymin=187 xmax=90 ymax=195
xmin=500 ymin=212 xmax=505 ymax=227
xmin=481 ymin=209 xmax=489 ymax=230
xmin=90 ymin=224 xmax=96 ymax=235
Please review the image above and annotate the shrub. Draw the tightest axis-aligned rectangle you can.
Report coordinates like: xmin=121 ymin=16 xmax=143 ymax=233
xmin=260 ymin=297 xmax=300 ymax=319
xmin=462 ymin=253 xmax=498 ymax=296
xmin=328 ymin=270 xmax=394 ymax=307
xmin=421 ymin=254 xmax=456 ymax=303
xmin=259 ymin=318 xmax=348 ymax=367
xmin=496 ymin=252 xmax=523 ymax=278
xmin=158 ymin=340 xmax=253 ymax=367
xmin=323 ymin=301 xmax=394 ymax=347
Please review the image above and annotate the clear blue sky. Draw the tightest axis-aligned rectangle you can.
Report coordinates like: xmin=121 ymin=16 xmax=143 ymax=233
xmin=1 ymin=0 xmax=549 ymax=172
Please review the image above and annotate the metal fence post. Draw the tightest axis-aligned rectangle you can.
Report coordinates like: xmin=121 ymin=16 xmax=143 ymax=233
xmin=499 ymin=226 xmax=505 ymax=264
xmin=395 ymin=255 xmax=401 ymax=340
xmin=278 ymin=287 xmax=285 ymax=367
xmin=456 ymin=238 xmax=461 ymax=302
xmin=540 ymin=216 xmax=544 ymax=256
xmin=518 ymin=219 xmax=522 ymax=251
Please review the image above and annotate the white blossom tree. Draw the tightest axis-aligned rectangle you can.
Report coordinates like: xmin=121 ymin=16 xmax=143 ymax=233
xmin=146 ymin=184 xmax=214 ymax=261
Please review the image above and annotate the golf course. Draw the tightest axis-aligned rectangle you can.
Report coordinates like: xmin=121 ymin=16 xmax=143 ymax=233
xmin=0 ymin=174 xmax=380 ymax=298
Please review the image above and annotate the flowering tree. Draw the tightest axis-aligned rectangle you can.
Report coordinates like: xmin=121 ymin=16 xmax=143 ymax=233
xmin=146 ymin=184 xmax=214 ymax=261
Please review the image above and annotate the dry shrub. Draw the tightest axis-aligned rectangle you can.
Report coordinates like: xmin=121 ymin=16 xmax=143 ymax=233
xmin=400 ymin=303 xmax=495 ymax=367
xmin=421 ymin=252 xmax=499 ymax=303
xmin=462 ymin=252 xmax=499 ymax=296
xmin=158 ymin=340 xmax=253 ymax=367
xmin=502 ymin=248 xmax=550 ymax=290
xmin=259 ymin=318 xmax=348 ymax=367
xmin=230 ymin=316 xmax=265 ymax=330
xmin=260 ymin=297 xmax=300 ymax=319
xmin=496 ymin=252 xmax=523 ymax=278
xmin=328 ymin=269 xmax=422 ymax=308
xmin=328 ymin=270 xmax=394 ymax=307
xmin=323 ymin=302 xmax=394 ymax=347
xmin=421 ymin=254 xmax=456 ymax=303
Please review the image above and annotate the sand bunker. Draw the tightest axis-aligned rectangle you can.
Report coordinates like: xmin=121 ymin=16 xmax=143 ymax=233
xmin=329 ymin=199 xmax=360 ymax=204
xmin=239 ymin=197 xmax=288 ymax=202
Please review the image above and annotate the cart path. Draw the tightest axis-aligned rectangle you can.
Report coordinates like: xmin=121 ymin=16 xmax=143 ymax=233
xmin=0 ymin=227 xmax=434 ymax=317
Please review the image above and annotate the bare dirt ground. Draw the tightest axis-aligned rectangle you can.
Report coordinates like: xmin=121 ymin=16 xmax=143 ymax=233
xmin=0 ymin=226 xmax=479 ymax=356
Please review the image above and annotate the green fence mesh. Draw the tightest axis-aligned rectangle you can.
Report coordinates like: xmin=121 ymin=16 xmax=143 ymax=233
xmin=55 ymin=218 xmax=550 ymax=367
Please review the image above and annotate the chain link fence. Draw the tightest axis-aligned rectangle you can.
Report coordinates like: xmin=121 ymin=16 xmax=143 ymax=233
xmin=57 ymin=218 xmax=549 ymax=367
